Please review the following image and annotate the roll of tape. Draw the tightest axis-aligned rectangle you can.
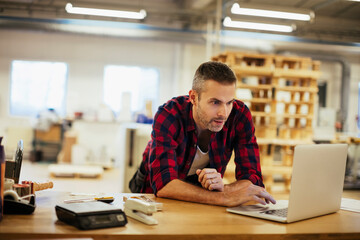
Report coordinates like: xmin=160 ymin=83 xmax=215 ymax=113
xmin=4 ymin=178 xmax=14 ymax=191
xmin=13 ymin=184 xmax=30 ymax=197
xmin=4 ymin=190 xmax=19 ymax=201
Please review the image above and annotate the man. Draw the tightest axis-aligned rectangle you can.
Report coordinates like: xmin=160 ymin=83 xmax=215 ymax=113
xmin=129 ymin=61 xmax=276 ymax=207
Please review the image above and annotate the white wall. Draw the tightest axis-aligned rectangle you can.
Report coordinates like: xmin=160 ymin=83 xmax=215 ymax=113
xmin=317 ymin=58 xmax=360 ymax=133
xmin=0 ymin=28 xmax=359 ymax=142
xmin=348 ymin=59 xmax=360 ymax=133
xmin=0 ymin=29 xmax=194 ymax=142
xmin=0 ymin=29 xmax=181 ymax=114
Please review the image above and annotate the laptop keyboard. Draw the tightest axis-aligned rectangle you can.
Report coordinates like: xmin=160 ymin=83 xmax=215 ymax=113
xmin=260 ymin=208 xmax=288 ymax=218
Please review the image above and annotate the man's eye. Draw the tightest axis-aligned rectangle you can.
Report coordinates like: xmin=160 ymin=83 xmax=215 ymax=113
xmin=212 ymin=101 xmax=220 ymax=105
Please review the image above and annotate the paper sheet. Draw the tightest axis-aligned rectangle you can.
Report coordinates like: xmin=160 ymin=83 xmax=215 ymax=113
xmin=341 ymin=198 xmax=360 ymax=213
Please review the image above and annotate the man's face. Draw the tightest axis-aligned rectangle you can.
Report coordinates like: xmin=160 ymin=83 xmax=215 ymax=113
xmin=190 ymin=79 xmax=236 ymax=132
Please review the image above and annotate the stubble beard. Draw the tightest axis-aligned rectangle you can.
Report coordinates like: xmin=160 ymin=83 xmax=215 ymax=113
xmin=196 ymin=104 xmax=225 ymax=132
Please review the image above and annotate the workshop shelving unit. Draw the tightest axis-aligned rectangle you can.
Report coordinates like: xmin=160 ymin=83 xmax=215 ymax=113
xmin=214 ymin=52 xmax=321 ymax=191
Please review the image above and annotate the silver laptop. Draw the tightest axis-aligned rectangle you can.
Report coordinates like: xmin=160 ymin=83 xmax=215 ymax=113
xmin=227 ymin=144 xmax=348 ymax=223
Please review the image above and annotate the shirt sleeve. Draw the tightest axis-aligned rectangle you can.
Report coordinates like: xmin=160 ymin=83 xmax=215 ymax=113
xmin=233 ymin=104 xmax=264 ymax=187
xmin=148 ymin=107 xmax=181 ymax=195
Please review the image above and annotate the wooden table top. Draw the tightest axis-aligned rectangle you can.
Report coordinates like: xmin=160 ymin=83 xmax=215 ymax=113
xmin=0 ymin=190 xmax=359 ymax=240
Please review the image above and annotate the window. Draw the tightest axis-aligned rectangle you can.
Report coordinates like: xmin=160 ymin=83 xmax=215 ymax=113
xmin=10 ymin=60 xmax=68 ymax=117
xmin=103 ymin=65 xmax=159 ymax=116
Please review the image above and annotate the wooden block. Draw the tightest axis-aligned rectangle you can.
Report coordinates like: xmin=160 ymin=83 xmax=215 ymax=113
xmin=312 ymin=60 xmax=321 ymax=71
xmin=281 ymin=145 xmax=294 ymax=166
xmin=278 ymin=126 xmax=290 ymax=139
xmin=255 ymin=125 xmax=276 ymax=139
xmin=238 ymin=98 xmax=272 ymax=104
xmin=237 ymin=83 xmax=273 ymax=91
xmin=283 ymin=154 xmax=293 ymax=166
xmin=211 ymin=53 xmax=227 ymax=63
xmin=233 ymin=66 xmax=273 ymax=76
xmin=263 ymin=174 xmax=274 ymax=192
xmin=61 ymin=132 xmax=77 ymax=163
xmin=261 ymin=165 xmax=292 ymax=176
xmin=35 ymin=124 xmax=62 ymax=142
xmin=275 ymin=86 xmax=318 ymax=93
xmin=255 ymin=125 xmax=266 ymax=138
xmin=273 ymin=69 xmax=321 ymax=79
xmin=265 ymin=127 xmax=277 ymax=139
xmin=274 ymin=56 xmax=312 ymax=70
xmin=290 ymin=128 xmax=301 ymax=139
xmin=234 ymin=53 xmax=274 ymax=67
xmin=283 ymin=175 xmax=291 ymax=192
xmin=301 ymin=127 xmax=313 ymax=140
xmin=225 ymin=52 xmax=236 ymax=66
xmin=259 ymin=144 xmax=274 ymax=167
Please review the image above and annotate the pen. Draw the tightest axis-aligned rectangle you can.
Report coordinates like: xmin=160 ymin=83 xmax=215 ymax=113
xmin=64 ymin=196 xmax=114 ymax=204
xmin=70 ymin=193 xmax=98 ymax=196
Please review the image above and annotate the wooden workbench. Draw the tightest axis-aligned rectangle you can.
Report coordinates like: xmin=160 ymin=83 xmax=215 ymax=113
xmin=0 ymin=190 xmax=359 ymax=240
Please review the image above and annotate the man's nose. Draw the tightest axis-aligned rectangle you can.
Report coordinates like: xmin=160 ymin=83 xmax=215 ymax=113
xmin=217 ymin=104 xmax=227 ymax=118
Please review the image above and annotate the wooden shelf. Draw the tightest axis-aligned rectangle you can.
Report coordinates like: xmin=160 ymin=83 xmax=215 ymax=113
xmin=276 ymin=100 xmax=314 ymax=105
xmin=273 ymin=69 xmax=321 ymax=79
xmin=257 ymin=138 xmax=314 ymax=146
xmin=242 ymin=99 xmax=314 ymax=105
xmin=252 ymin=112 xmax=313 ymax=119
xmin=251 ymin=111 xmax=274 ymax=117
xmin=233 ymin=66 xmax=273 ymax=76
xmin=214 ymin=51 xmax=320 ymax=192
xmin=238 ymin=83 xmax=273 ymax=90
xmin=261 ymin=165 xmax=292 ymax=175
xmin=239 ymin=98 xmax=272 ymax=104
xmin=281 ymin=113 xmax=313 ymax=119
xmin=275 ymin=86 xmax=318 ymax=93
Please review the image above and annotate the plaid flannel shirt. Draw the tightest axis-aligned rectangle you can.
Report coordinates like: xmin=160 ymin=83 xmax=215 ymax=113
xmin=139 ymin=95 xmax=263 ymax=194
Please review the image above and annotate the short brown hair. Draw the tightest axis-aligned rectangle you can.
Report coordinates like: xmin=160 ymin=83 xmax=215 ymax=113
xmin=192 ymin=61 xmax=237 ymax=95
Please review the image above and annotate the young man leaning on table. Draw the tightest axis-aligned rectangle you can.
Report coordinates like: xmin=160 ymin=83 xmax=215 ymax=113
xmin=129 ymin=61 xmax=276 ymax=207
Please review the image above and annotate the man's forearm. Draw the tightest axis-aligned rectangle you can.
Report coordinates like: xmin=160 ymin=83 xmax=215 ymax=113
xmin=157 ymin=179 xmax=225 ymax=206
xmin=157 ymin=179 xmax=276 ymax=207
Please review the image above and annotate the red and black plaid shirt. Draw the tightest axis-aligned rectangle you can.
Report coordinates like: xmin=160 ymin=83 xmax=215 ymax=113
xmin=140 ymin=95 xmax=263 ymax=194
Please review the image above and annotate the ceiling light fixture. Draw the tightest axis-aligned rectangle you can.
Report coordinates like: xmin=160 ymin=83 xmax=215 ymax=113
xmin=231 ymin=3 xmax=313 ymax=21
xmin=223 ymin=17 xmax=294 ymax=33
xmin=65 ymin=3 xmax=147 ymax=20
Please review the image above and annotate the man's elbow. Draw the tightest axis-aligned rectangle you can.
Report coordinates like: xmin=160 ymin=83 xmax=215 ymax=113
xmin=156 ymin=188 xmax=166 ymax=198
xmin=156 ymin=180 xmax=176 ymax=198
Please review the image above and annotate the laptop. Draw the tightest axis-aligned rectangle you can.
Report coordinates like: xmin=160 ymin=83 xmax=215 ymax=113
xmin=227 ymin=144 xmax=348 ymax=223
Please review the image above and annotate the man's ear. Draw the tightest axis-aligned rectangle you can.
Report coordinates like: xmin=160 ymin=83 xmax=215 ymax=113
xmin=189 ymin=89 xmax=197 ymax=105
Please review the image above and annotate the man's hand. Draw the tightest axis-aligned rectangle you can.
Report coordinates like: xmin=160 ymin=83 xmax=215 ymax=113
xmin=222 ymin=180 xmax=276 ymax=207
xmin=196 ymin=168 xmax=224 ymax=192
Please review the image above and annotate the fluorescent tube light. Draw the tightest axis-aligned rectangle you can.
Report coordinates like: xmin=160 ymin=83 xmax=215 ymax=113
xmin=65 ymin=3 xmax=147 ymax=20
xmin=223 ymin=17 xmax=294 ymax=33
xmin=231 ymin=3 xmax=312 ymax=21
